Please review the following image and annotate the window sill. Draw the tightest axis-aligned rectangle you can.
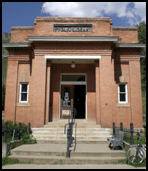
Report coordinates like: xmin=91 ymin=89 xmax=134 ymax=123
xmin=16 ymin=103 xmax=30 ymax=107
xmin=116 ymin=103 xmax=131 ymax=108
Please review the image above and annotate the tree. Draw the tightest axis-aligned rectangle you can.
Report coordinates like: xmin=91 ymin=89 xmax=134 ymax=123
xmin=2 ymin=84 xmax=5 ymax=110
xmin=136 ymin=21 xmax=146 ymax=93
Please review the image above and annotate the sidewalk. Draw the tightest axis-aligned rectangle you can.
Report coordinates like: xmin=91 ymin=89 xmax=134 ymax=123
xmin=2 ymin=164 xmax=146 ymax=169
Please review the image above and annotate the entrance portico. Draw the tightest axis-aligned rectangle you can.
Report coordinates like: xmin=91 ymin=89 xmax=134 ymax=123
xmin=47 ymin=55 xmax=101 ymax=123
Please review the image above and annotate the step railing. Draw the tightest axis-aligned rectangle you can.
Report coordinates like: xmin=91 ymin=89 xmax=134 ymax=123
xmin=64 ymin=107 xmax=77 ymax=157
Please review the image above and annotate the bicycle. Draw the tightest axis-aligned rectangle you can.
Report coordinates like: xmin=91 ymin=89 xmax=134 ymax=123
xmin=126 ymin=132 xmax=146 ymax=164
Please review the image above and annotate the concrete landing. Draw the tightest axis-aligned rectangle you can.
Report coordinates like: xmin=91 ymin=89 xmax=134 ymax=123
xmin=10 ymin=143 xmax=126 ymax=165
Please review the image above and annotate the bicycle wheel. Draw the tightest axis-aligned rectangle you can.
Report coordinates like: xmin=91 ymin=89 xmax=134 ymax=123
xmin=127 ymin=146 xmax=145 ymax=164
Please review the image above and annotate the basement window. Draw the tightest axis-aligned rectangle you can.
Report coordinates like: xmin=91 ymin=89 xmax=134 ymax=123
xmin=118 ymin=83 xmax=127 ymax=103
xmin=19 ymin=83 xmax=29 ymax=103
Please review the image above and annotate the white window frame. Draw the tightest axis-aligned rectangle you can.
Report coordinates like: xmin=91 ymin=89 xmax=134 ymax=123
xmin=118 ymin=83 xmax=127 ymax=103
xmin=19 ymin=83 xmax=29 ymax=103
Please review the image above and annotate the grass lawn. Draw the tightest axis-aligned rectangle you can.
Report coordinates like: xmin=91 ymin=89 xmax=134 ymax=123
xmin=2 ymin=156 xmax=20 ymax=166
xmin=124 ymin=134 xmax=146 ymax=145
xmin=142 ymin=91 xmax=146 ymax=115
xmin=128 ymin=158 xmax=146 ymax=167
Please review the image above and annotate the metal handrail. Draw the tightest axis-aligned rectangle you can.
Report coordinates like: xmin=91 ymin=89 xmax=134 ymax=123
xmin=64 ymin=107 xmax=77 ymax=157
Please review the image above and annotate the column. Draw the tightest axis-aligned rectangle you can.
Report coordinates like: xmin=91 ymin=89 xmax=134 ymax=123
xmin=129 ymin=59 xmax=143 ymax=128
xmin=4 ymin=59 xmax=18 ymax=123
xmin=45 ymin=60 xmax=51 ymax=124
xmin=95 ymin=60 xmax=101 ymax=125
xmin=99 ymin=54 xmax=114 ymax=128
xmin=31 ymin=50 xmax=47 ymax=127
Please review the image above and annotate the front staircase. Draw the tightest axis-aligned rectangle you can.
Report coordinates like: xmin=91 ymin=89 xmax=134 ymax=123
xmin=9 ymin=120 xmax=126 ymax=164
xmin=31 ymin=120 xmax=112 ymax=144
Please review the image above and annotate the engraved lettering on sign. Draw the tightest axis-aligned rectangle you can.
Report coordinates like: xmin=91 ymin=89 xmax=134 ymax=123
xmin=54 ymin=24 xmax=92 ymax=32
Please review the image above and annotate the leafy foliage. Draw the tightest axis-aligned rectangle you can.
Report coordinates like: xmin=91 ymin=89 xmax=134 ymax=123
xmin=2 ymin=84 xmax=5 ymax=110
xmin=2 ymin=120 xmax=36 ymax=144
xmin=2 ymin=156 xmax=20 ymax=166
xmin=136 ymin=21 xmax=146 ymax=93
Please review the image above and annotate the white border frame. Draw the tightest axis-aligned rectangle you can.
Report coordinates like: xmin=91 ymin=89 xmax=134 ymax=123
xmin=19 ymin=83 xmax=29 ymax=103
xmin=59 ymin=73 xmax=87 ymax=120
xmin=118 ymin=83 xmax=128 ymax=103
xmin=45 ymin=55 xmax=101 ymax=60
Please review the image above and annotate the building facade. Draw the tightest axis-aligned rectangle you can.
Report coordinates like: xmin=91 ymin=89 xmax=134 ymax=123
xmin=4 ymin=17 xmax=144 ymax=128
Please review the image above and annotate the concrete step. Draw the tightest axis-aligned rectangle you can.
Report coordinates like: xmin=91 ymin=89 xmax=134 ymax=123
xmin=34 ymin=140 xmax=109 ymax=144
xmin=33 ymin=132 xmax=111 ymax=136
xmin=10 ymin=155 xmax=126 ymax=164
xmin=32 ymin=128 xmax=112 ymax=133
xmin=33 ymin=137 xmax=110 ymax=143
xmin=11 ymin=150 xmax=125 ymax=158
xmin=44 ymin=120 xmax=101 ymax=128
xmin=9 ymin=144 xmax=126 ymax=165
xmin=44 ymin=124 xmax=102 ymax=128
xmin=47 ymin=120 xmax=97 ymax=124
xmin=32 ymin=133 xmax=112 ymax=138
xmin=33 ymin=134 xmax=111 ymax=139
xmin=32 ymin=122 xmax=112 ymax=144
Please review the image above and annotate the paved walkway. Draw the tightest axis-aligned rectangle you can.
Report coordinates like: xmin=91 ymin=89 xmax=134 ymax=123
xmin=2 ymin=164 xmax=146 ymax=169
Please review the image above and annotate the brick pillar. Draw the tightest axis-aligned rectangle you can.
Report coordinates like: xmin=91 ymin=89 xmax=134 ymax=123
xmin=45 ymin=60 xmax=51 ymax=124
xmin=31 ymin=51 xmax=47 ymax=127
xmin=129 ymin=59 xmax=143 ymax=128
xmin=99 ymin=54 xmax=114 ymax=128
xmin=95 ymin=60 xmax=101 ymax=125
xmin=4 ymin=59 xmax=18 ymax=123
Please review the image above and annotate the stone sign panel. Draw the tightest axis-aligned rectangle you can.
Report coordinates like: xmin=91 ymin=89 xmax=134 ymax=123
xmin=62 ymin=110 xmax=70 ymax=116
xmin=54 ymin=24 xmax=92 ymax=32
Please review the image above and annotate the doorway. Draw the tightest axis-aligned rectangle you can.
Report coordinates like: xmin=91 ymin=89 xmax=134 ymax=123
xmin=60 ymin=85 xmax=86 ymax=119
xmin=73 ymin=85 xmax=86 ymax=119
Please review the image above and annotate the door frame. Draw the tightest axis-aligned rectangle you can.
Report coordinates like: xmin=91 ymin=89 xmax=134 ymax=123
xmin=59 ymin=73 xmax=87 ymax=119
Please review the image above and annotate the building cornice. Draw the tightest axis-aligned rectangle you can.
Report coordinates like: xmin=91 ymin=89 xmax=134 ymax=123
xmin=25 ymin=36 xmax=121 ymax=43
xmin=3 ymin=37 xmax=145 ymax=54
xmin=3 ymin=42 xmax=29 ymax=48
xmin=118 ymin=43 xmax=145 ymax=48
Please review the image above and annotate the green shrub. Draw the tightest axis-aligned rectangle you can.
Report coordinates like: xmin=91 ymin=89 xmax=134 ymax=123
xmin=2 ymin=120 xmax=36 ymax=144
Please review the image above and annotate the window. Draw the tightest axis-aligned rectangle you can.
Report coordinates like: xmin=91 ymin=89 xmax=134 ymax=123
xmin=61 ymin=75 xmax=86 ymax=82
xmin=118 ymin=84 xmax=127 ymax=103
xmin=19 ymin=83 xmax=29 ymax=103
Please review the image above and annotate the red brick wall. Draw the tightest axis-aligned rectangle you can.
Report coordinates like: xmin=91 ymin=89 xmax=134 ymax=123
xmin=112 ymin=27 xmax=138 ymax=43
xmin=16 ymin=63 xmax=31 ymax=125
xmin=10 ymin=17 xmax=138 ymax=43
xmin=10 ymin=27 xmax=34 ymax=43
xmin=114 ymin=61 xmax=132 ymax=127
xmin=113 ymin=49 xmax=143 ymax=128
xmin=4 ymin=41 xmax=143 ymax=128
xmin=4 ymin=17 xmax=143 ymax=128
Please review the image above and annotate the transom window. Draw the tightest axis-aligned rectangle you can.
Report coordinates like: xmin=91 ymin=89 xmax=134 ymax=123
xmin=61 ymin=75 xmax=86 ymax=82
xmin=19 ymin=83 xmax=29 ymax=103
xmin=118 ymin=83 xmax=127 ymax=103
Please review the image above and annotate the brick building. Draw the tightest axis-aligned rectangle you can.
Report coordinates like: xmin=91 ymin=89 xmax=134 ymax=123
xmin=3 ymin=17 xmax=144 ymax=128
